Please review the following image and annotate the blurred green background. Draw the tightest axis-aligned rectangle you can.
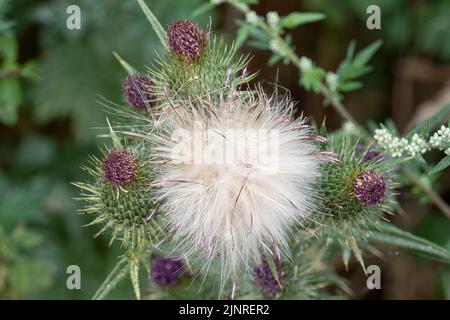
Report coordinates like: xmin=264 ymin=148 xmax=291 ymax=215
xmin=0 ymin=0 xmax=449 ymax=299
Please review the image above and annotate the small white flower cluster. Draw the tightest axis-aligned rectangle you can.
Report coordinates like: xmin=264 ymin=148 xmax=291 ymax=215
xmin=211 ymin=0 xmax=226 ymax=4
xmin=246 ymin=11 xmax=259 ymax=25
xmin=374 ymin=128 xmax=408 ymax=157
xmin=299 ymin=56 xmax=313 ymax=72
xmin=325 ymin=72 xmax=339 ymax=92
xmin=266 ymin=11 xmax=280 ymax=28
xmin=405 ymin=134 xmax=429 ymax=157
xmin=374 ymin=125 xmax=450 ymax=158
xmin=429 ymin=125 xmax=450 ymax=155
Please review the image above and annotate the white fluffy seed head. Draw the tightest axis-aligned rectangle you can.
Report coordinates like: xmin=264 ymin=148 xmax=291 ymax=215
xmin=152 ymin=88 xmax=323 ymax=280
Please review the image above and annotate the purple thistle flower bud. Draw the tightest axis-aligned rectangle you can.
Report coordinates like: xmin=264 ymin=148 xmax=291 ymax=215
xmin=353 ymin=171 xmax=386 ymax=206
xmin=151 ymin=256 xmax=185 ymax=286
xmin=364 ymin=149 xmax=384 ymax=161
xmin=102 ymin=149 xmax=137 ymax=188
xmin=167 ymin=20 xmax=207 ymax=62
xmin=252 ymin=258 xmax=284 ymax=294
xmin=355 ymin=144 xmax=384 ymax=162
xmin=122 ymin=73 xmax=156 ymax=108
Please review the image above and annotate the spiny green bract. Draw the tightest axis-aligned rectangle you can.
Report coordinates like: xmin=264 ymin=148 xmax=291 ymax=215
xmin=74 ymin=148 xmax=162 ymax=252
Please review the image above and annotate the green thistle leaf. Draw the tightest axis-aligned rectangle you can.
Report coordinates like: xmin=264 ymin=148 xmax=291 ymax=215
xmin=279 ymin=12 xmax=325 ymax=29
xmin=429 ymin=156 xmax=450 ymax=175
xmin=368 ymin=222 xmax=450 ymax=263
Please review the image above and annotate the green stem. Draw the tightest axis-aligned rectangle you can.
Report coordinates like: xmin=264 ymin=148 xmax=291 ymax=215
xmin=403 ymin=167 xmax=450 ymax=219
xmin=92 ymin=259 xmax=130 ymax=300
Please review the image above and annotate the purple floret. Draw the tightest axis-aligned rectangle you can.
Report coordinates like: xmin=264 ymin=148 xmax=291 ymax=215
xmin=102 ymin=149 xmax=137 ymax=188
xmin=122 ymin=73 xmax=155 ymax=108
xmin=355 ymin=143 xmax=384 ymax=162
xmin=151 ymin=256 xmax=185 ymax=286
xmin=353 ymin=171 xmax=386 ymax=206
xmin=253 ymin=258 xmax=284 ymax=294
xmin=167 ymin=20 xmax=207 ymax=62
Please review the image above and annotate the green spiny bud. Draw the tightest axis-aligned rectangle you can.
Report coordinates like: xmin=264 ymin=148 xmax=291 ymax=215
xmin=314 ymin=137 xmax=396 ymax=265
xmin=75 ymin=148 xmax=161 ymax=252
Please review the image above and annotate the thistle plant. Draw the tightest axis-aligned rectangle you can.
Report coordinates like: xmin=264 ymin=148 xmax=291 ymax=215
xmin=74 ymin=0 xmax=450 ymax=300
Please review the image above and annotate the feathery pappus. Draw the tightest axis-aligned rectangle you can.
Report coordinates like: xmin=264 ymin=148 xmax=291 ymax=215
xmin=150 ymin=86 xmax=329 ymax=283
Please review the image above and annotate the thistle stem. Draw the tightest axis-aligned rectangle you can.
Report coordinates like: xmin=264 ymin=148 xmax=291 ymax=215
xmin=403 ymin=168 xmax=450 ymax=219
xmin=228 ymin=1 xmax=450 ymax=219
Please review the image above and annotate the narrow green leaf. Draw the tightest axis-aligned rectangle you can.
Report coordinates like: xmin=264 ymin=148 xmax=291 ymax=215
xmin=368 ymin=223 xmax=450 ymax=263
xmin=429 ymin=156 xmax=450 ymax=175
xmin=337 ymin=40 xmax=381 ymax=85
xmin=137 ymin=0 xmax=167 ymax=50
xmin=279 ymin=12 xmax=325 ymax=29
xmin=353 ymin=40 xmax=382 ymax=67
xmin=345 ymin=41 xmax=356 ymax=61
xmin=338 ymin=80 xmax=362 ymax=92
